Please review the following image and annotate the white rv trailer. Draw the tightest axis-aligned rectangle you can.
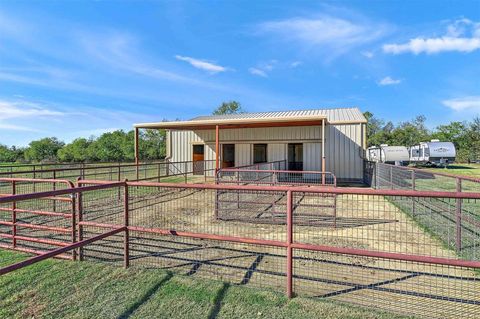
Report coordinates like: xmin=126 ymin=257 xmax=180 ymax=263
xmin=409 ymin=140 xmax=456 ymax=166
xmin=367 ymin=145 xmax=410 ymax=166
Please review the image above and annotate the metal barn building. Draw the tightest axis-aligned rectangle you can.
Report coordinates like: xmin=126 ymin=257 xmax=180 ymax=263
xmin=134 ymin=107 xmax=367 ymax=182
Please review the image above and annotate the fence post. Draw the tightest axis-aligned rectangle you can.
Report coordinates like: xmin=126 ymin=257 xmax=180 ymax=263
xmin=124 ymin=180 xmax=130 ymax=269
xmin=456 ymin=178 xmax=462 ymax=252
xmin=71 ymin=185 xmax=77 ymax=261
xmin=52 ymin=170 xmax=57 ymax=213
xmin=390 ymin=166 xmax=393 ymax=189
xmin=11 ymin=181 xmax=16 ymax=248
xmin=286 ymin=190 xmax=293 ymax=298
xmin=411 ymin=170 xmax=416 ymax=215
xmin=184 ymin=162 xmax=187 ymax=184
xmin=158 ymin=162 xmax=161 ymax=182
xmin=76 ymin=178 xmax=84 ymax=261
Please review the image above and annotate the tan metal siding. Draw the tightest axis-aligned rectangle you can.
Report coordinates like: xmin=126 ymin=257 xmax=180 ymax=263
xmin=170 ymin=123 xmax=364 ymax=180
xmin=303 ymin=143 xmax=321 ymax=171
xmin=235 ymin=144 xmax=251 ymax=166
xmin=325 ymin=124 xmax=363 ymax=180
xmin=268 ymin=144 xmax=286 ymax=162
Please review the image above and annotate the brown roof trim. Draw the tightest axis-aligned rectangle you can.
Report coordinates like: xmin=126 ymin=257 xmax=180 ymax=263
xmin=134 ymin=115 xmax=329 ymax=130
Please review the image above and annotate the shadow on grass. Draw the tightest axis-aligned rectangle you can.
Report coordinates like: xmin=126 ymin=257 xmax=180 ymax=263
xmin=117 ymin=272 xmax=173 ymax=319
xmin=207 ymin=283 xmax=230 ymax=319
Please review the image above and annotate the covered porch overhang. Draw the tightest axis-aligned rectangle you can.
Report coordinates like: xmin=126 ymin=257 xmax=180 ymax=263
xmin=133 ymin=115 xmax=329 ymax=175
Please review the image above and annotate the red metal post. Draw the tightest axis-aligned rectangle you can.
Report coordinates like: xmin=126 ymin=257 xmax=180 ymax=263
xmin=11 ymin=181 xmax=16 ymax=248
xmin=52 ymin=170 xmax=57 ymax=212
xmin=71 ymin=188 xmax=77 ymax=261
xmin=321 ymin=119 xmax=326 ymax=185
xmin=286 ymin=190 xmax=293 ymax=298
xmin=215 ymin=125 xmax=220 ymax=172
xmin=76 ymin=178 xmax=84 ymax=261
xmin=124 ymin=181 xmax=129 ymax=268
xmin=456 ymin=178 xmax=462 ymax=252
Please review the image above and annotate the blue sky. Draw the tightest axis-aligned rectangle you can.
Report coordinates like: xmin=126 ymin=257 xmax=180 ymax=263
xmin=0 ymin=1 xmax=479 ymax=146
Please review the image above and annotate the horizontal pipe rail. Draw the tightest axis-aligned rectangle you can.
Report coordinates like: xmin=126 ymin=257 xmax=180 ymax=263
xmin=0 ymin=243 xmax=72 ymax=260
xmin=124 ymin=180 xmax=480 ymax=199
xmin=0 ymin=227 xmax=126 ymax=276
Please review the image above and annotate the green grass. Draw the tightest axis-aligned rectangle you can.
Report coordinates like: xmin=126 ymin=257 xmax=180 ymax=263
xmin=0 ymin=249 xmax=411 ymax=319
xmin=423 ymin=164 xmax=480 ymax=178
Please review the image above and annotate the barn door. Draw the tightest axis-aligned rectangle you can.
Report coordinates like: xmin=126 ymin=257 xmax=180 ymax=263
xmin=192 ymin=145 xmax=205 ymax=175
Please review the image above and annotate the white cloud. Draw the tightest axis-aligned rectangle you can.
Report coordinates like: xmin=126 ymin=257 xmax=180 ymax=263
xmin=442 ymin=96 xmax=480 ymax=111
xmin=361 ymin=51 xmax=374 ymax=58
xmin=248 ymin=60 xmax=278 ymax=77
xmin=0 ymin=100 xmax=64 ymax=120
xmin=378 ymin=76 xmax=402 ymax=86
xmin=0 ymin=100 xmax=65 ymax=132
xmin=175 ymin=55 xmax=227 ymax=73
xmin=258 ymin=14 xmax=388 ymax=57
xmin=248 ymin=67 xmax=268 ymax=77
xmin=383 ymin=19 xmax=480 ymax=54
xmin=290 ymin=61 xmax=302 ymax=67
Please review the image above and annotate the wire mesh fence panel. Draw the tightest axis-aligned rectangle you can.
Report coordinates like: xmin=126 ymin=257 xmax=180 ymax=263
xmin=293 ymin=249 xmax=480 ymax=319
xmin=367 ymin=163 xmax=480 ymax=261
xmin=128 ymin=232 xmax=287 ymax=291
xmin=81 ymin=225 xmax=125 ymax=265
xmin=127 ymin=185 xmax=287 ymax=243
xmin=217 ymin=169 xmax=336 ymax=187
xmin=0 ymin=180 xmax=75 ymax=259
xmin=292 ymin=193 xmax=480 ymax=262
xmin=0 ymin=160 xmax=216 ymax=183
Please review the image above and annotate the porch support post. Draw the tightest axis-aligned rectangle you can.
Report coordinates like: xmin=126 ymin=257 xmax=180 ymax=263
xmin=134 ymin=127 xmax=139 ymax=180
xmin=321 ymin=119 xmax=326 ymax=184
xmin=215 ymin=125 xmax=220 ymax=172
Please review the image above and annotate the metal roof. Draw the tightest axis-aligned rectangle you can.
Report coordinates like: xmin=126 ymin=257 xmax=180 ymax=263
xmin=134 ymin=107 xmax=366 ymax=129
xmin=190 ymin=107 xmax=366 ymax=123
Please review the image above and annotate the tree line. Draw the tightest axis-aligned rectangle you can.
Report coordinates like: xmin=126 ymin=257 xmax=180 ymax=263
xmin=365 ymin=112 xmax=480 ymax=162
xmin=0 ymin=101 xmax=243 ymax=164
xmin=0 ymin=129 xmax=166 ymax=163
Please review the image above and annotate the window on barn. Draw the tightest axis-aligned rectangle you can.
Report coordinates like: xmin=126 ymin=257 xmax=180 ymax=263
xmin=288 ymin=143 xmax=303 ymax=170
xmin=222 ymin=144 xmax=235 ymax=168
xmin=253 ymin=144 xmax=267 ymax=164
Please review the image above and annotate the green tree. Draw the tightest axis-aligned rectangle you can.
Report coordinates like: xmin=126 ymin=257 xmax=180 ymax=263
xmin=390 ymin=115 xmax=430 ymax=146
xmin=57 ymin=138 xmax=93 ymax=162
xmin=139 ymin=129 xmax=166 ymax=160
xmin=212 ymin=101 xmax=244 ymax=115
xmin=86 ymin=130 xmax=129 ymax=162
xmin=0 ymin=144 xmax=18 ymax=162
xmin=24 ymin=137 xmax=64 ymax=162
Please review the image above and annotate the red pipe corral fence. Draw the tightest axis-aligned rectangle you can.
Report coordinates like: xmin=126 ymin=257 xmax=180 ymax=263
xmin=0 ymin=175 xmax=479 ymax=318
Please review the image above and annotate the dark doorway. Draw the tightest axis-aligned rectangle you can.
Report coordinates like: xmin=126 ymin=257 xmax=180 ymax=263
xmin=222 ymin=144 xmax=235 ymax=168
xmin=192 ymin=145 xmax=205 ymax=175
xmin=288 ymin=143 xmax=303 ymax=170
xmin=253 ymin=144 xmax=268 ymax=164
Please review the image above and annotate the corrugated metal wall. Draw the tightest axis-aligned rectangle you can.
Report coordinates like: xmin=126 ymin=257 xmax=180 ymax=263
xmin=169 ymin=123 xmax=364 ymax=181
xmin=268 ymin=144 xmax=286 ymax=162
xmin=325 ymin=124 xmax=363 ymax=180
xmin=235 ymin=144 xmax=250 ymax=166
xmin=303 ymin=143 xmax=321 ymax=171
